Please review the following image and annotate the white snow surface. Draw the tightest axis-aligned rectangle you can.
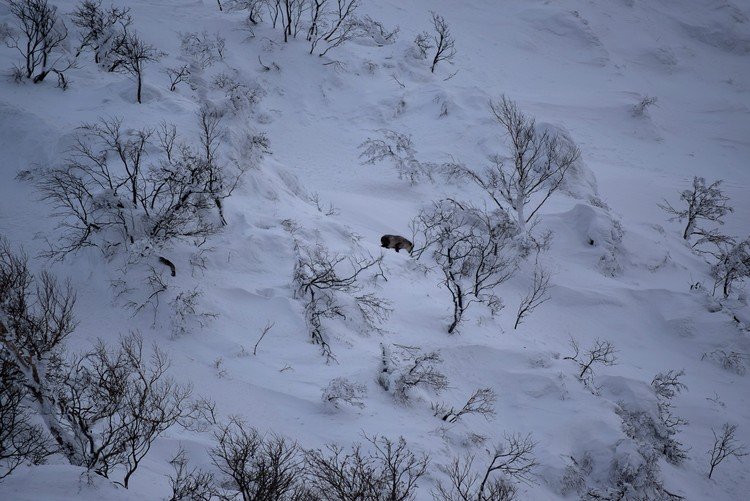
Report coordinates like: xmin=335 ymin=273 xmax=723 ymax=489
xmin=0 ymin=0 xmax=749 ymax=499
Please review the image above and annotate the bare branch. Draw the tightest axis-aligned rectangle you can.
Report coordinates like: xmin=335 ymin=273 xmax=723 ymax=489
xmin=708 ymin=423 xmax=748 ymax=479
xmin=433 ymin=388 xmax=496 ymax=423
xmin=514 ymin=262 xmax=552 ymax=329
xmin=429 ymin=12 xmax=456 ymax=73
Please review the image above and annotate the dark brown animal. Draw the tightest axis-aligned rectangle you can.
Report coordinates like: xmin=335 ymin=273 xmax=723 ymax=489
xmin=381 ymin=234 xmax=413 ymax=254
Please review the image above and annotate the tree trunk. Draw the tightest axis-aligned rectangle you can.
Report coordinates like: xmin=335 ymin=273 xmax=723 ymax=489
xmin=515 ymin=194 xmax=526 ymax=232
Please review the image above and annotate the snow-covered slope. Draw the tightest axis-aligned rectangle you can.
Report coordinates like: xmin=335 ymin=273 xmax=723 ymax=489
xmin=1 ymin=0 xmax=749 ymax=499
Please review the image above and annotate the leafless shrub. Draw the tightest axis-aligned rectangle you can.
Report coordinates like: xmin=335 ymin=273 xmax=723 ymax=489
xmin=560 ymin=452 xmax=593 ymax=496
xmin=564 ymin=337 xmax=617 ymax=388
xmin=293 ymin=242 xmax=389 ymax=362
xmin=563 ymin=447 xmax=684 ymax=500
xmin=1 ymin=242 xmax=194 ymax=487
xmin=433 ymin=388 xmax=496 ymax=423
xmin=170 ymin=288 xmax=217 ymax=338
xmin=413 ymin=199 xmax=519 ymax=333
xmin=1 ymin=257 xmax=193 ymax=487
xmin=514 ymin=262 xmax=552 ymax=329
xmin=658 ymin=177 xmax=733 ymax=242
xmin=321 ymin=377 xmax=367 ymax=410
xmin=433 ymin=455 xmax=517 ymax=501
xmin=253 ymin=321 xmax=275 ymax=356
xmin=32 ymin=111 xmax=256 ymax=260
xmin=118 ymin=264 xmax=169 ymax=323
xmin=71 ymin=0 xmax=131 ymax=65
xmin=651 ymin=370 xmax=689 ymax=464
xmin=211 ymin=416 xmax=306 ymax=500
xmin=428 ymin=12 xmax=456 ymax=73
xmin=305 ymin=434 xmax=428 ymax=501
xmin=701 ymin=349 xmax=747 ymax=375
xmin=631 ymin=96 xmax=658 ymax=117
xmin=447 ymin=96 xmax=581 ymax=233
xmin=651 ymin=369 xmax=687 ymax=400
xmin=603 ymin=445 xmax=683 ymax=500
xmin=107 ymin=30 xmax=162 ymax=103
xmin=166 ymin=447 xmax=219 ymax=501
xmin=212 ymin=72 xmax=266 ymax=114
xmin=60 ymin=334 xmax=193 ymax=487
xmin=711 ymin=237 xmax=750 ymax=298
xmin=6 ymin=0 xmax=72 ymax=83
xmin=708 ymin=423 xmax=748 ymax=479
xmin=180 ymin=30 xmax=226 ymax=69
xmin=433 ymin=433 xmax=537 ymax=501
xmin=413 ymin=31 xmax=431 ymax=59
xmin=356 ymin=15 xmax=398 ymax=45
xmin=309 ymin=191 xmax=339 ymax=216
xmin=359 ymin=130 xmax=437 ymax=184
xmin=618 ymin=403 xmax=689 ymax=466
xmin=9 ymin=62 xmax=25 ymax=83
xmin=378 ymin=344 xmax=448 ymax=402
xmin=164 ymin=64 xmax=191 ymax=91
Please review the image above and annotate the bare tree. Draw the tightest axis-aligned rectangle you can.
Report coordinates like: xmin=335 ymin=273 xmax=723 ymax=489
xmin=0 ymin=354 xmax=53 ymax=479
xmin=210 ymin=417 xmax=306 ymax=501
xmin=180 ymin=30 xmax=226 ymax=69
xmin=33 ymin=112 xmax=255 ymax=260
xmin=413 ymin=199 xmax=519 ymax=333
xmin=0 ymin=241 xmax=77 ymax=462
xmin=107 ymin=30 xmax=161 ymax=103
xmin=564 ymin=337 xmax=617 ymax=388
xmin=164 ymin=64 xmax=191 ymax=91
xmin=650 ymin=369 xmax=689 ymax=464
xmin=658 ymin=177 xmax=733 ymax=241
xmin=712 ymin=237 xmax=750 ymax=298
xmin=278 ymin=0 xmax=305 ymax=42
xmin=71 ymin=0 xmax=132 ymax=65
xmin=70 ymin=334 xmax=192 ymax=487
xmin=433 ymin=388 xmax=496 ymax=423
xmin=707 ymin=423 xmax=748 ymax=479
xmin=514 ymin=262 xmax=552 ymax=329
xmin=450 ymin=96 xmax=580 ymax=233
xmin=305 ymin=434 xmax=429 ymax=501
xmin=166 ymin=447 xmax=219 ymax=501
xmin=377 ymin=344 xmax=448 ymax=400
xmin=307 ymin=0 xmax=362 ymax=56
xmin=6 ymin=0 xmax=72 ymax=83
xmin=429 ymin=12 xmax=456 ymax=73
xmin=433 ymin=433 xmax=538 ymax=501
xmin=359 ymin=130 xmax=437 ymax=185
xmin=0 ymin=244 xmax=192 ymax=487
xmin=390 ymin=345 xmax=449 ymax=401
xmin=293 ymin=242 xmax=389 ymax=362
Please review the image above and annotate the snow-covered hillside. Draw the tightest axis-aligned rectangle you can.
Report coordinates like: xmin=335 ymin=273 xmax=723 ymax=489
xmin=1 ymin=0 xmax=749 ymax=499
